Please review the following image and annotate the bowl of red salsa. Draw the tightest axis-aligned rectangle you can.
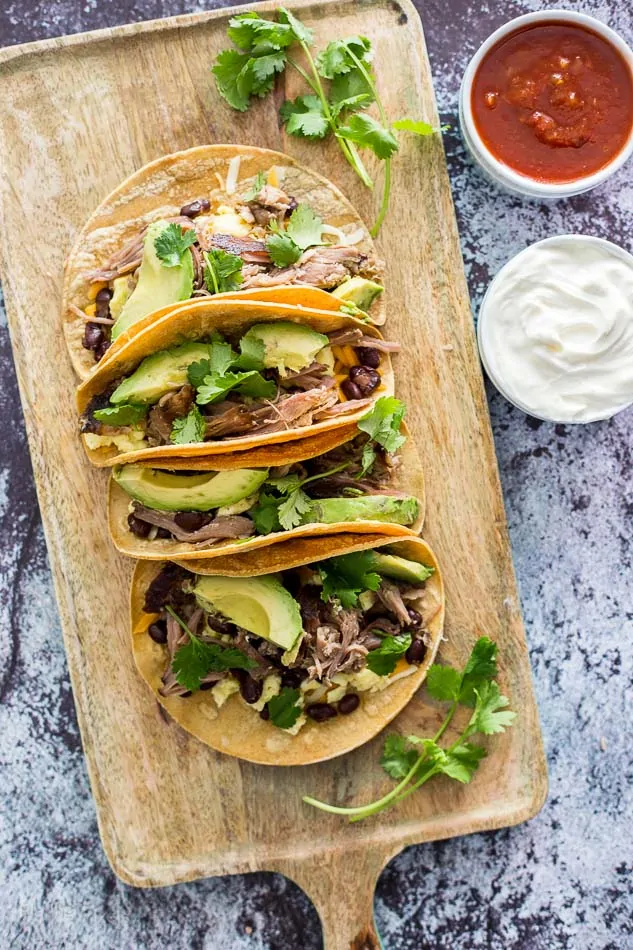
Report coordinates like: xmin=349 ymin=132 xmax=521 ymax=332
xmin=460 ymin=11 xmax=633 ymax=197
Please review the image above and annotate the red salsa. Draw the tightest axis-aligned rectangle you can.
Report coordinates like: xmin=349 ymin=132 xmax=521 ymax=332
xmin=472 ymin=21 xmax=633 ymax=182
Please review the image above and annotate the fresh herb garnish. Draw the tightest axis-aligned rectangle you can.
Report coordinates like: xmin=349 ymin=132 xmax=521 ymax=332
xmin=244 ymin=170 xmax=266 ymax=201
xmin=203 ymin=248 xmax=243 ymax=294
xmin=365 ymin=633 xmax=412 ymax=676
xmin=357 ymin=396 xmax=406 ymax=476
xmin=319 ymin=550 xmax=381 ymax=608
xmin=154 ymin=224 xmax=197 ymax=267
xmin=250 ymin=462 xmax=350 ymax=533
xmin=303 ymin=637 xmax=517 ymax=821
xmin=186 ymin=339 xmax=275 ymax=406
xmin=267 ymin=686 xmax=302 ymax=729
xmin=167 ymin=606 xmax=257 ymax=692
xmin=196 ymin=370 xmax=276 ymax=405
xmin=93 ymin=403 xmax=148 ymax=426
xmin=170 ymin=405 xmax=206 ymax=444
xmin=213 ymin=10 xmax=441 ymax=235
xmin=265 ymin=203 xmax=324 ymax=267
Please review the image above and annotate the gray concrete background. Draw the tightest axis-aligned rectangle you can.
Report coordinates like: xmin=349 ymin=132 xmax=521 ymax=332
xmin=0 ymin=1 xmax=631 ymax=947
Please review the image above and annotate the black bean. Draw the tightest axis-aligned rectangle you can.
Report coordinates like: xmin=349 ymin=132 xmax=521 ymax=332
xmin=127 ymin=513 xmax=151 ymax=538
xmin=94 ymin=340 xmax=112 ymax=361
xmin=260 ymin=707 xmax=270 ymax=721
xmin=148 ymin=620 xmax=168 ymax=644
xmin=281 ymin=669 xmax=305 ymax=689
xmin=338 ymin=693 xmax=360 ymax=715
xmin=82 ymin=322 xmax=104 ymax=351
xmin=199 ymin=681 xmax=215 ymax=691
xmin=306 ymin=702 xmax=337 ymax=722
xmin=356 ymin=346 xmax=381 ymax=368
xmin=95 ymin=287 xmax=113 ymax=304
xmin=405 ymin=638 xmax=427 ymax=664
xmin=240 ymin=674 xmax=264 ymax=705
xmin=180 ymin=198 xmax=210 ymax=218
xmin=181 ymin=690 xmax=193 ymax=698
xmin=341 ymin=378 xmax=363 ymax=400
xmin=407 ymin=608 xmax=422 ymax=628
xmin=156 ymin=527 xmax=172 ymax=539
xmin=349 ymin=365 xmax=381 ymax=395
xmin=174 ymin=511 xmax=212 ymax=532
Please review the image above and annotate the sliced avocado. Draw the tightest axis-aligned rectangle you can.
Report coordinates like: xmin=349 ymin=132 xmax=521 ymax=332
xmin=364 ymin=551 xmax=434 ymax=584
xmin=113 ymin=464 xmax=268 ymax=512
xmin=331 ymin=276 xmax=384 ymax=311
xmin=193 ymin=575 xmax=303 ymax=650
xmin=109 ymin=276 xmax=132 ymax=322
xmin=110 ymin=342 xmax=212 ymax=405
xmin=111 ymin=220 xmax=194 ymax=340
xmin=241 ymin=322 xmax=329 ymax=374
xmin=301 ymin=495 xmax=420 ymax=527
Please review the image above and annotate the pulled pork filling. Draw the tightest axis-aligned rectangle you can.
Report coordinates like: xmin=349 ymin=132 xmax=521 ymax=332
xmin=81 ymin=331 xmax=396 ymax=447
xmin=81 ymin=181 xmax=382 ymax=362
xmin=143 ymin=560 xmax=438 ymax=726
xmin=125 ymin=434 xmax=404 ymax=543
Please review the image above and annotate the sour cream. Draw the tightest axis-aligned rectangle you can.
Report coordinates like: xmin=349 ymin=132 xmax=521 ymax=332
xmin=478 ymin=235 xmax=633 ymax=423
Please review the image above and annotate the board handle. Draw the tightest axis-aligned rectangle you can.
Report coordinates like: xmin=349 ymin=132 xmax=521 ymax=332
xmin=273 ymin=846 xmax=395 ymax=949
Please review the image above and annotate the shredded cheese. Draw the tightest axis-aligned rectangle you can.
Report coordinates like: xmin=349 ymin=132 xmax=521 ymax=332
xmin=88 ymin=282 xmax=106 ymax=301
xmin=84 ymin=303 xmax=96 ymax=317
xmin=267 ymin=167 xmax=280 ymax=188
xmin=225 ymin=155 xmax=241 ymax=195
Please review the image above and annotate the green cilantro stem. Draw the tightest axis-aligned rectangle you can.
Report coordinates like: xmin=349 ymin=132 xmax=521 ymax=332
xmin=165 ymin=605 xmax=197 ymax=641
xmin=370 ymin=158 xmax=391 ymax=238
xmin=203 ymin=252 xmax=220 ymax=295
xmin=298 ymin=460 xmax=350 ymax=489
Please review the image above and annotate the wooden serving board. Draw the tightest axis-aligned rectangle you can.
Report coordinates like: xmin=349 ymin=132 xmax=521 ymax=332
xmin=0 ymin=1 xmax=547 ymax=946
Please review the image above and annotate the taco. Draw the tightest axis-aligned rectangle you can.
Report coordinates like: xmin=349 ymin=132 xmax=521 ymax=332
xmin=109 ymin=413 xmax=424 ymax=559
xmin=130 ymin=535 xmax=444 ymax=766
xmin=77 ymin=300 xmax=398 ymax=467
xmin=63 ymin=145 xmax=385 ymax=379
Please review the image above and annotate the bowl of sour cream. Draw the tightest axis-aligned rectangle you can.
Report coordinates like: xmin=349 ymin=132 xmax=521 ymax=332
xmin=477 ymin=234 xmax=633 ymax=423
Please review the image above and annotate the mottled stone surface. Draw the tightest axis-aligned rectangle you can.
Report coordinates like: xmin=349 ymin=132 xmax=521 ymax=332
xmin=1 ymin=1 xmax=632 ymax=947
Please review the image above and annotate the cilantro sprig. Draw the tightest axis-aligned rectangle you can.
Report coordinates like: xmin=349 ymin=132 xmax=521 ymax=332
xmin=365 ymin=633 xmax=412 ymax=676
xmin=357 ymin=396 xmax=407 ymax=476
xmin=266 ymin=204 xmax=324 ymax=267
xmin=154 ymin=224 xmax=197 ymax=267
xmin=266 ymin=686 xmax=302 ymax=729
xmin=93 ymin=403 xmax=148 ymax=426
xmin=303 ymin=637 xmax=517 ymax=820
xmin=167 ymin=607 xmax=257 ymax=692
xmin=213 ymin=11 xmax=441 ymax=235
xmin=185 ymin=338 xmax=275 ymax=407
xmin=318 ymin=550 xmax=381 ymax=609
xmin=170 ymin=405 xmax=206 ymax=445
xmin=251 ymin=461 xmax=350 ymax=533
xmin=203 ymin=248 xmax=243 ymax=294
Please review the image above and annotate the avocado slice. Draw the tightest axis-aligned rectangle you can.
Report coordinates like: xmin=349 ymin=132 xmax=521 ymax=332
xmin=300 ymin=495 xmax=420 ymax=527
xmin=331 ymin=276 xmax=384 ymax=311
xmin=110 ymin=342 xmax=212 ymax=405
xmin=193 ymin=575 xmax=303 ymax=650
xmin=364 ymin=551 xmax=434 ymax=584
xmin=113 ymin=464 xmax=268 ymax=512
xmin=111 ymin=220 xmax=194 ymax=340
xmin=109 ymin=276 xmax=132 ymax=323
xmin=241 ymin=322 xmax=329 ymax=374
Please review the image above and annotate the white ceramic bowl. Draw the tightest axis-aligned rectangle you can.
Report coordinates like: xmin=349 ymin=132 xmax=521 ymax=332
xmin=459 ymin=10 xmax=633 ymax=198
xmin=477 ymin=234 xmax=633 ymax=424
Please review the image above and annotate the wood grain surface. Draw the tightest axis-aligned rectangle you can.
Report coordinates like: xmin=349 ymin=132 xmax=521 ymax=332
xmin=0 ymin=0 xmax=547 ymax=946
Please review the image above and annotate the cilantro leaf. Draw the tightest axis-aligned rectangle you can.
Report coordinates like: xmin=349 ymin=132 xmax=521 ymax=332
xmin=380 ymin=734 xmax=418 ymax=779
xmin=329 ymin=68 xmax=374 ymax=117
xmin=319 ymin=551 xmax=382 ymax=608
xmin=244 ymin=170 xmax=266 ymax=202
xmin=425 ymin=664 xmax=461 ymax=702
xmin=277 ymin=7 xmax=313 ymax=46
xmin=154 ymin=224 xmax=197 ymax=268
xmin=168 ymin=606 xmax=257 ymax=692
xmin=459 ymin=637 xmax=498 ymax=706
xmin=250 ymin=491 xmax=283 ymax=534
xmin=212 ymin=50 xmax=253 ymax=112
xmin=286 ymin=204 xmax=324 ymax=250
xmin=266 ymin=230 xmax=302 ymax=267
xmin=358 ymin=397 xmax=407 ymax=455
xmin=411 ymin=738 xmax=485 ymax=784
xmin=280 ymin=95 xmax=329 ymax=139
xmin=366 ymin=633 xmax=412 ymax=676
xmin=209 ymin=340 xmax=238 ymax=375
xmin=187 ymin=359 xmax=212 ymax=389
xmin=227 ymin=13 xmax=294 ymax=54
xmin=170 ymin=405 xmax=206 ymax=445
xmin=93 ymin=403 xmax=147 ymax=426
xmin=203 ymin=249 xmax=243 ymax=295
xmin=196 ymin=369 xmax=275 ymax=405
xmin=392 ymin=118 xmax=436 ymax=136
xmin=266 ymin=473 xmax=302 ymax=494
xmin=316 ymin=36 xmax=373 ymax=79
xmin=250 ymin=51 xmax=287 ymax=87
xmin=278 ymin=487 xmax=312 ymax=530
xmin=267 ymin=686 xmax=302 ymax=729
xmin=469 ymin=681 xmax=517 ymax=735
xmin=337 ymin=113 xmax=399 ymax=159
xmin=235 ymin=333 xmax=266 ymax=371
